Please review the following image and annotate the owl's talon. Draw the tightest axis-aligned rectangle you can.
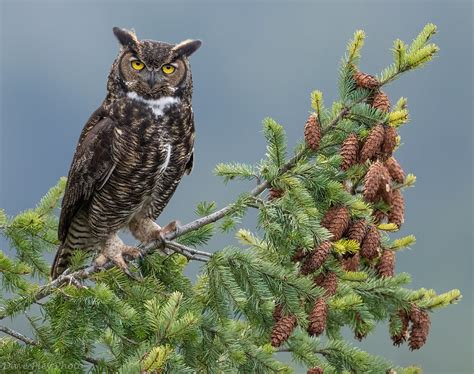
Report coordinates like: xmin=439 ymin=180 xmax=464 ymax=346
xmin=95 ymin=235 xmax=142 ymax=280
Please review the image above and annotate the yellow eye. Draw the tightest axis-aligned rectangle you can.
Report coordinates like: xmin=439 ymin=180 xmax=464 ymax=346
xmin=131 ymin=60 xmax=144 ymax=71
xmin=162 ymin=64 xmax=175 ymax=74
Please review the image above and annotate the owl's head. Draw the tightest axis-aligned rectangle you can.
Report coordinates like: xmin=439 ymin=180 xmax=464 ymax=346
xmin=108 ymin=27 xmax=201 ymax=101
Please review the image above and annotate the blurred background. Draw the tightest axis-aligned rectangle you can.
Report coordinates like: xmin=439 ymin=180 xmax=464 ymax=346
xmin=0 ymin=0 xmax=472 ymax=372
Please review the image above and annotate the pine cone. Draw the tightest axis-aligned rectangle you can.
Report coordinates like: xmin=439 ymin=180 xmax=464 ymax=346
xmin=291 ymin=248 xmax=307 ymax=263
xmin=314 ymin=271 xmax=338 ymax=297
xmin=304 ymin=115 xmax=322 ymax=151
xmin=340 ymin=134 xmax=360 ymax=170
xmin=353 ymin=71 xmax=379 ymax=89
xmin=360 ymin=225 xmax=381 ymax=260
xmin=378 ymin=250 xmax=395 ymax=277
xmin=360 ymin=124 xmax=385 ymax=162
xmin=385 ymin=157 xmax=405 ymax=183
xmin=409 ymin=306 xmax=431 ymax=350
xmin=307 ymin=368 xmax=324 ymax=374
xmin=271 ymin=315 xmax=297 ymax=347
xmin=381 ymin=126 xmax=398 ymax=158
xmin=409 ymin=304 xmax=427 ymax=325
xmin=377 ymin=164 xmax=393 ymax=204
xmin=354 ymin=313 xmax=368 ymax=341
xmin=347 ymin=219 xmax=368 ymax=243
xmin=388 ymin=189 xmax=405 ymax=227
xmin=363 ymin=161 xmax=384 ymax=202
xmin=322 ymin=205 xmax=350 ymax=241
xmin=341 ymin=252 xmax=360 ymax=271
xmin=372 ymin=209 xmax=387 ymax=224
xmin=355 ymin=330 xmax=368 ymax=341
xmin=391 ymin=309 xmax=410 ymax=346
xmin=321 ymin=206 xmax=338 ymax=228
xmin=268 ymin=188 xmax=284 ymax=201
xmin=300 ymin=241 xmax=332 ymax=275
xmin=308 ymin=298 xmax=328 ymax=336
xmin=372 ymin=90 xmax=391 ymax=112
xmin=273 ymin=304 xmax=283 ymax=322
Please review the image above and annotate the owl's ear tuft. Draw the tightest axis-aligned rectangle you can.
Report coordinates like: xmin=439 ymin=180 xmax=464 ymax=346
xmin=113 ymin=27 xmax=139 ymax=50
xmin=172 ymin=39 xmax=202 ymax=58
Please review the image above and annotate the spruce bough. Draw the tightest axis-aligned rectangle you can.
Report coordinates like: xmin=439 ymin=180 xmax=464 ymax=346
xmin=0 ymin=24 xmax=461 ymax=373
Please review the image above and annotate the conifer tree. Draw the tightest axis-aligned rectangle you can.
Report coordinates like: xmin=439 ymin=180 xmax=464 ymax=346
xmin=0 ymin=24 xmax=461 ymax=373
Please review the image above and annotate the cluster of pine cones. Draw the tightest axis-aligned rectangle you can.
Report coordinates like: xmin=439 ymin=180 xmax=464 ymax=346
xmin=269 ymin=70 xmax=429 ymax=365
xmin=391 ymin=305 xmax=431 ymax=351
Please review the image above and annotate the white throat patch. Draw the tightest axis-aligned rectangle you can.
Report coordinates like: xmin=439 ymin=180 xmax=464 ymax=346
xmin=127 ymin=92 xmax=180 ymax=118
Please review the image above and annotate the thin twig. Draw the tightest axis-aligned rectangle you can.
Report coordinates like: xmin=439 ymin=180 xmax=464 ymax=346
xmin=0 ymin=324 xmax=101 ymax=366
xmin=0 ymin=324 xmax=38 ymax=346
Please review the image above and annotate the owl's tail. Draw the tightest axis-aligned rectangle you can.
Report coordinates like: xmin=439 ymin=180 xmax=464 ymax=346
xmin=51 ymin=244 xmax=74 ymax=280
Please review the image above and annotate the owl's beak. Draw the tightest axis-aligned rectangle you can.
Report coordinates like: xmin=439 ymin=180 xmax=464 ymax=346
xmin=147 ymin=71 xmax=157 ymax=89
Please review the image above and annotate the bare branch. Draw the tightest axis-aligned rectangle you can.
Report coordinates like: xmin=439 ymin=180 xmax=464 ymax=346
xmin=0 ymin=324 xmax=39 ymax=346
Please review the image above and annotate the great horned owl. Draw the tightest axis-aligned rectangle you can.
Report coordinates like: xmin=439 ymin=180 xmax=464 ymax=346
xmin=51 ymin=27 xmax=201 ymax=279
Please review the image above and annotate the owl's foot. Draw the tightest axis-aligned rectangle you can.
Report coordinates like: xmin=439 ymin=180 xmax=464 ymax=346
xmin=95 ymin=235 xmax=142 ymax=280
xmin=129 ymin=218 xmax=180 ymax=247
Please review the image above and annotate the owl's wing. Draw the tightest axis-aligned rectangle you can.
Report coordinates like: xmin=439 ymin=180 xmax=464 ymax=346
xmin=58 ymin=113 xmax=116 ymax=242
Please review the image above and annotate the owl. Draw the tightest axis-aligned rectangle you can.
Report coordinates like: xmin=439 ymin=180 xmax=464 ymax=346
xmin=51 ymin=27 xmax=201 ymax=279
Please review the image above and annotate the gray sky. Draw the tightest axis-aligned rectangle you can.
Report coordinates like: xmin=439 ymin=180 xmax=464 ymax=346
xmin=0 ymin=0 xmax=472 ymax=372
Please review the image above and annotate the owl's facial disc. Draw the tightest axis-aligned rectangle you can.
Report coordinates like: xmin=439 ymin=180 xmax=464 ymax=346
xmin=119 ymin=52 xmax=186 ymax=98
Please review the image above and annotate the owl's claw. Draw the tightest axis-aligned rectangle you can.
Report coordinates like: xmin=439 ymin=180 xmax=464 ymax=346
xmin=95 ymin=236 xmax=142 ymax=280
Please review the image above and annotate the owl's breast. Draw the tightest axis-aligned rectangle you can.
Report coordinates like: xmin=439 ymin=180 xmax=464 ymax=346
xmin=102 ymin=95 xmax=194 ymax=219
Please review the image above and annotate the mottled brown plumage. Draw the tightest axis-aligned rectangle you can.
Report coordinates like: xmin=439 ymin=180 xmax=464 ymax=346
xmin=51 ymin=28 xmax=201 ymax=279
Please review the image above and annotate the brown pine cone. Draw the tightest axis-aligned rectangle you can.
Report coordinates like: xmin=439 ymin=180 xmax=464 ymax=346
xmin=322 ymin=205 xmax=350 ymax=241
xmin=354 ymin=313 xmax=368 ymax=341
xmin=304 ymin=115 xmax=322 ymax=151
xmin=377 ymin=250 xmax=395 ymax=277
xmin=409 ymin=304 xmax=427 ymax=325
xmin=273 ymin=304 xmax=283 ymax=322
xmin=354 ymin=71 xmax=379 ymax=89
xmin=391 ymin=309 xmax=410 ymax=346
xmin=360 ymin=124 xmax=385 ymax=162
xmin=381 ymin=126 xmax=398 ymax=158
xmin=307 ymin=368 xmax=324 ymax=374
xmin=388 ymin=189 xmax=405 ymax=227
xmin=385 ymin=157 xmax=405 ymax=183
xmin=314 ymin=271 xmax=338 ymax=297
xmin=347 ymin=219 xmax=368 ymax=243
xmin=321 ymin=206 xmax=338 ymax=228
xmin=372 ymin=90 xmax=391 ymax=112
xmin=372 ymin=209 xmax=387 ymax=224
xmin=291 ymin=248 xmax=307 ymax=263
xmin=355 ymin=330 xmax=368 ymax=341
xmin=341 ymin=252 xmax=360 ymax=271
xmin=271 ymin=315 xmax=297 ymax=347
xmin=377 ymin=164 xmax=393 ymax=204
xmin=409 ymin=307 xmax=431 ymax=350
xmin=308 ymin=298 xmax=328 ymax=336
xmin=268 ymin=188 xmax=284 ymax=201
xmin=300 ymin=241 xmax=332 ymax=275
xmin=360 ymin=225 xmax=381 ymax=260
xmin=340 ymin=134 xmax=360 ymax=170
xmin=363 ymin=161 xmax=384 ymax=202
